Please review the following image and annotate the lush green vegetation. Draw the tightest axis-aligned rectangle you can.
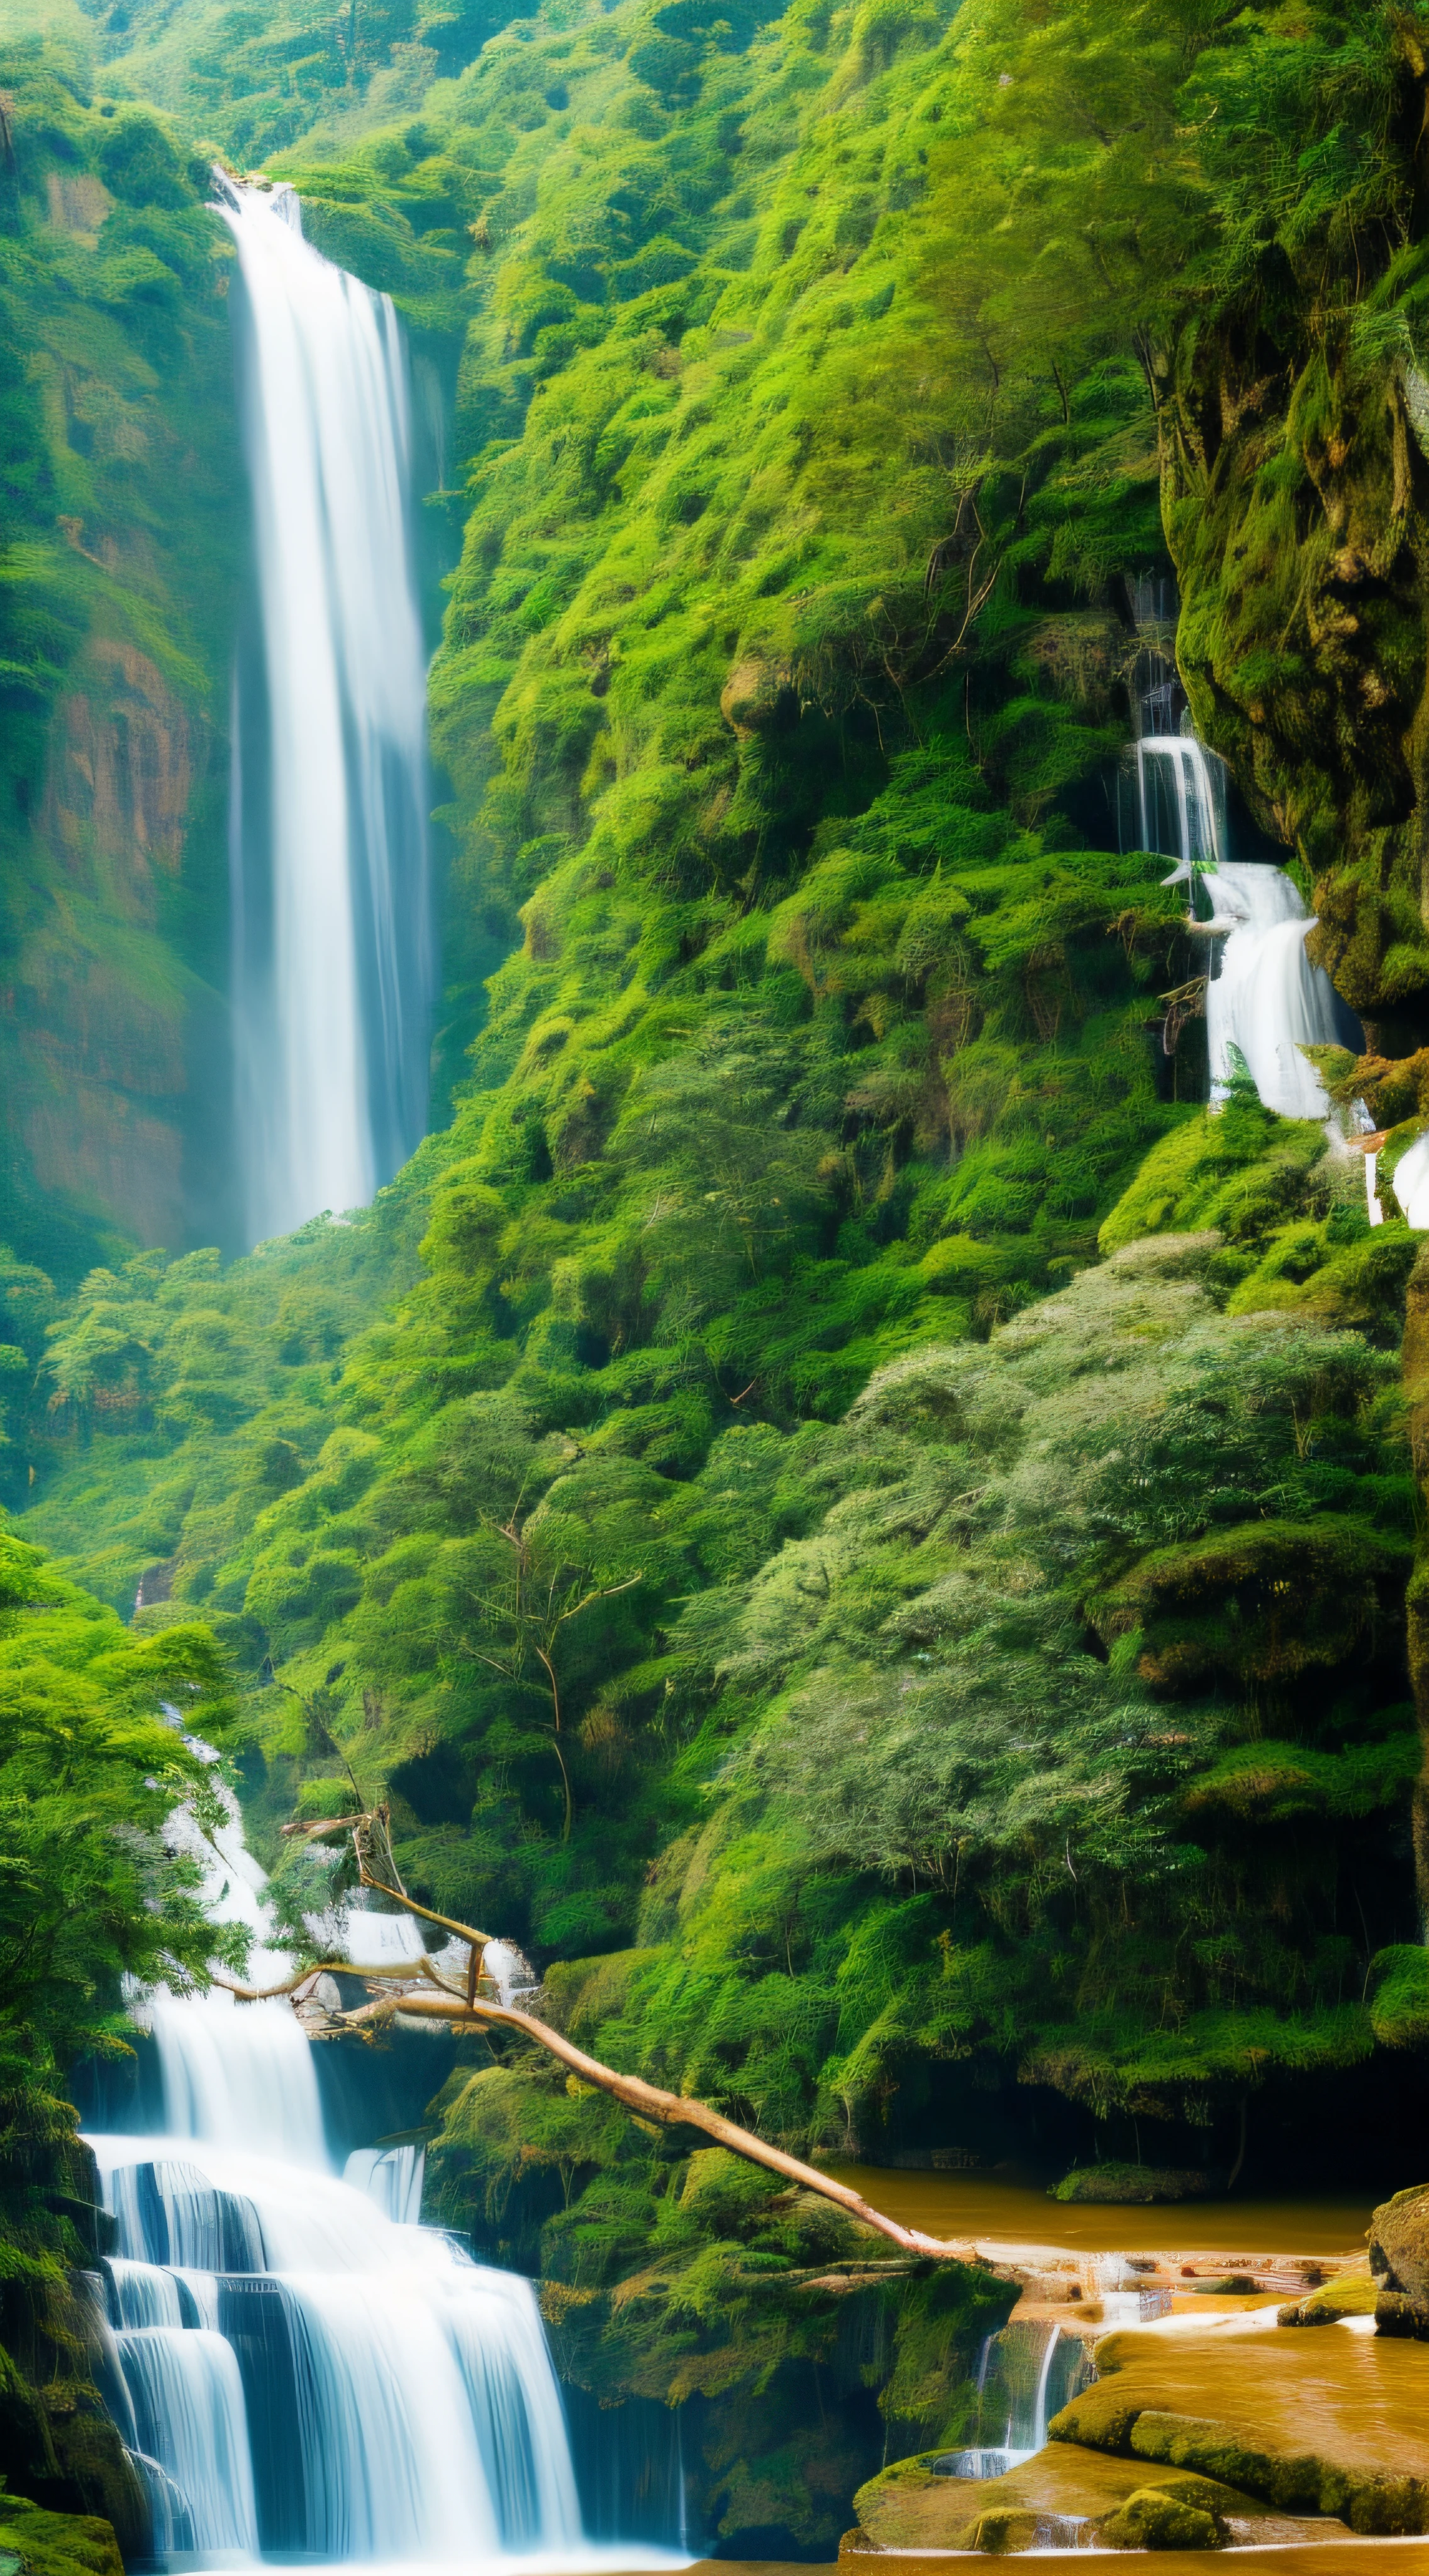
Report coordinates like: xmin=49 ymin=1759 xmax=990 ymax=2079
xmin=8 ymin=0 xmax=1429 ymax=2555
xmin=433 ymin=2089 xmax=1015 ymax=2552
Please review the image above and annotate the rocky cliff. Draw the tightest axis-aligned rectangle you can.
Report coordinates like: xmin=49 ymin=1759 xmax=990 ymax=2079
xmin=0 ymin=47 xmax=240 ymax=1276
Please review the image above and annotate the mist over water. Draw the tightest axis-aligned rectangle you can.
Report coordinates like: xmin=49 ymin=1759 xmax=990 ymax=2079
xmin=216 ymin=174 xmax=433 ymax=1247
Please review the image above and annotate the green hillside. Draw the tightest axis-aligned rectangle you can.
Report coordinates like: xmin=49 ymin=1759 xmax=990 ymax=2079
xmin=6 ymin=0 xmax=1429 ymax=2553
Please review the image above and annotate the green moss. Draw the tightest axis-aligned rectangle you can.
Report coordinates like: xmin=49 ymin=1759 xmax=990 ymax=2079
xmin=1049 ymin=2164 xmax=1215 ymax=2206
xmin=1099 ymin=2485 xmax=1221 ymax=2550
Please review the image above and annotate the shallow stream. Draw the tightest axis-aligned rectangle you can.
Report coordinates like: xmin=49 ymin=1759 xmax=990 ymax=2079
xmin=826 ymin=2163 xmax=1373 ymax=2260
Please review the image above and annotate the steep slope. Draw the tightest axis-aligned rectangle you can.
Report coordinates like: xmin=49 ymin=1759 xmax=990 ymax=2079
xmin=13 ymin=0 xmax=1429 ymax=2201
xmin=10 ymin=0 xmax=1429 ymax=2548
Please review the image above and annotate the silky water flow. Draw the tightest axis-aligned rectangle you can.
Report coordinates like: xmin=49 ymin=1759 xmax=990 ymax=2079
xmin=1135 ymin=733 xmax=1351 ymax=1122
xmin=84 ymin=1741 xmax=682 ymax=2575
xmin=216 ymin=174 xmax=433 ymax=1248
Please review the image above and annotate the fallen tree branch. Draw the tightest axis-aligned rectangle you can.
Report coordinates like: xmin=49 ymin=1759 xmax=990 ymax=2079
xmin=331 ymin=1986 xmax=981 ymax=2265
xmin=255 ymin=1820 xmax=986 ymax=2268
xmin=214 ymin=1957 xmax=469 ymax=2001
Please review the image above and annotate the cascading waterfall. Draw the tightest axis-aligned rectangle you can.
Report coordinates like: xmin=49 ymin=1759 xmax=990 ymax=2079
xmin=1128 ymin=729 xmax=1349 ymax=1122
xmin=1197 ymin=860 xmax=1345 ymax=1120
xmin=215 ymin=172 xmax=433 ymax=1248
xmin=83 ymin=1733 xmax=679 ymax=2572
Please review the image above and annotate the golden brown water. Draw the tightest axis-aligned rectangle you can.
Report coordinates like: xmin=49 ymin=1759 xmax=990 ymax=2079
xmin=827 ymin=2162 xmax=1374 ymax=2257
xmin=678 ymin=2551 xmax=1429 ymax=2571
xmin=1093 ymin=2320 xmax=1429 ymax=2475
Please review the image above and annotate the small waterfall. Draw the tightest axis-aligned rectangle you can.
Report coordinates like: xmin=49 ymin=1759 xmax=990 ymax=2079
xmin=1122 ymin=726 xmax=1350 ymax=1124
xmin=344 ymin=2143 xmax=425 ymax=2224
xmin=1198 ymin=860 xmax=1345 ymax=1119
xmin=84 ymin=1756 xmax=612 ymax=2570
xmin=1387 ymin=1126 xmax=1429 ymax=1227
xmin=215 ymin=172 xmax=433 ymax=1248
xmin=1136 ymin=733 xmax=1226 ymax=871
xmin=936 ymin=2319 xmax=1093 ymax=2480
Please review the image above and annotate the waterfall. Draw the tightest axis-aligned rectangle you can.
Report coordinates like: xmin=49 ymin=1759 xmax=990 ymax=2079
xmin=118 ymin=2326 xmax=260 ymax=2555
xmin=1137 ymin=733 xmax=1226 ymax=871
xmin=935 ymin=2318 xmax=1093 ymax=2480
xmin=1198 ymin=860 xmax=1345 ymax=1119
xmin=1126 ymin=730 xmax=1350 ymax=1123
xmin=215 ymin=172 xmax=433 ymax=1248
xmin=81 ymin=1751 xmax=679 ymax=2572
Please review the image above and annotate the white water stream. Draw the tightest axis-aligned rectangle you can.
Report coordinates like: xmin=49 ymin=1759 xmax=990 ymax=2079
xmin=1138 ymin=733 xmax=1353 ymax=1126
xmin=216 ymin=174 xmax=433 ymax=1246
xmin=1198 ymin=860 xmax=1345 ymax=1120
xmin=87 ymin=1746 xmax=682 ymax=2574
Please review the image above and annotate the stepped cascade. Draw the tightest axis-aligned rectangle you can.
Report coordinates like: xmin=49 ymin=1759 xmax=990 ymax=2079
xmin=216 ymin=174 xmax=433 ymax=1248
xmin=81 ymin=1744 xmax=665 ymax=2573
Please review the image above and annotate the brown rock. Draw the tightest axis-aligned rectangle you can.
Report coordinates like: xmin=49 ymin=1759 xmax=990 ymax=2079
xmin=719 ymin=655 xmax=794 ymax=738
xmin=1376 ymin=2289 xmax=1429 ymax=2340
xmin=1372 ymin=2182 xmax=1429 ymax=2304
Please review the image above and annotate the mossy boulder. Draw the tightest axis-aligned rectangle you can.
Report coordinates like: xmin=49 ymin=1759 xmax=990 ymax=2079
xmin=954 ymin=2507 xmax=1048 ymax=2553
xmin=1099 ymin=2484 xmax=1221 ymax=2550
xmin=1371 ymin=2181 xmax=1429 ymax=2304
xmin=0 ymin=2490 xmax=123 ymax=2576
xmin=1050 ymin=2163 xmax=1216 ymax=2205
xmin=1278 ymin=2271 xmax=1378 ymax=2326
xmin=1375 ymin=2290 xmax=1429 ymax=2340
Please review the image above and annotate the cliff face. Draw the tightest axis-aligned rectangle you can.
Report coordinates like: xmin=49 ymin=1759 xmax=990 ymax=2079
xmin=0 ymin=48 xmax=241 ymax=1276
xmin=1154 ymin=17 xmax=1429 ymax=1045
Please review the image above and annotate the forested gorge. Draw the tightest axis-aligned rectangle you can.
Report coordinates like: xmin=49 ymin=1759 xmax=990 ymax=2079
xmin=8 ymin=0 xmax=1429 ymax=2560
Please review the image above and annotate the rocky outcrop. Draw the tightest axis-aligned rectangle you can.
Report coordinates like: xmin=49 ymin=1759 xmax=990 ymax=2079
xmin=11 ymin=639 xmax=203 ymax=1250
xmin=1049 ymin=2164 xmax=1217 ymax=2206
xmin=1370 ymin=2181 xmax=1429 ymax=2338
xmin=1151 ymin=29 xmax=1429 ymax=1049
xmin=1047 ymin=2324 xmax=1429 ymax=2535
xmin=0 ymin=49 xmax=240 ymax=1270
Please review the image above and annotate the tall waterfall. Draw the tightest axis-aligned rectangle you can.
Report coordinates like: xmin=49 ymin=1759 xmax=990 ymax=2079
xmin=216 ymin=174 xmax=433 ymax=1248
xmin=82 ymin=1740 xmax=674 ymax=2572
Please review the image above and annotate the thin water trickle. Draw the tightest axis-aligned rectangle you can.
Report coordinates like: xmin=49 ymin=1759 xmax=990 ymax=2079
xmin=214 ymin=172 xmax=433 ymax=1247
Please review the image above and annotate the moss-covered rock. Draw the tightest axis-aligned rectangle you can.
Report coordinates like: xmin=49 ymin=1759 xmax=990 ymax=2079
xmin=1099 ymin=2484 xmax=1221 ymax=2551
xmin=1372 ymin=2180 xmax=1429 ymax=2305
xmin=1051 ymin=2324 xmax=1429 ymax=2534
xmin=1049 ymin=2163 xmax=1216 ymax=2205
xmin=0 ymin=2490 xmax=123 ymax=2576
xmin=1278 ymin=2271 xmax=1378 ymax=2327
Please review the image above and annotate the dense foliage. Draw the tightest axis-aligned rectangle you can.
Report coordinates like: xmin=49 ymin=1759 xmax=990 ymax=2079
xmin=7 ymin=9 xmax=1429 ymax=2554
xmin=6 ymin=0 xmax=1428 ymax=2170
xmin=431 ymin=2084 xmax=1015 ymax=2553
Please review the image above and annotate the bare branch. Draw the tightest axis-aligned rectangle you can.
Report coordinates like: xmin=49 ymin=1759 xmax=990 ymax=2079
xmin=279 ymin=1860 xmax=991 ymax=2268
xmin=326 ymin=1987 xmax=991 ymax=2268
xmin=214 ymin=1957 xmax=467 ymax=2002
